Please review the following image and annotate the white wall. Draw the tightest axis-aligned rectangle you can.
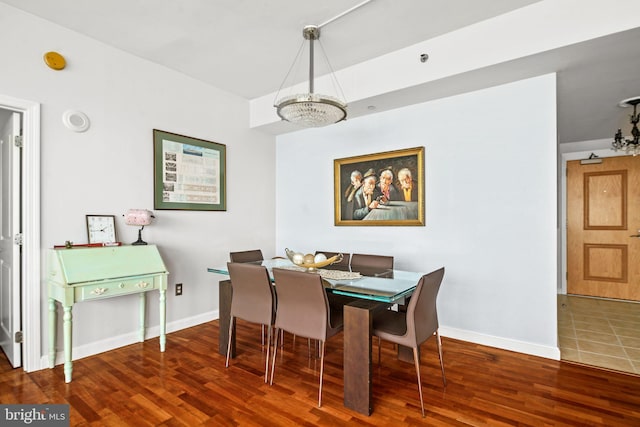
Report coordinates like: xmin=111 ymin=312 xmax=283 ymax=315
xmin=0 ymin=3 xmax=560 ymax=367
xmin=0 ymin=4 xmax=276 ymax=367
xmin=276 ymin=74 xmax=559 ymax=358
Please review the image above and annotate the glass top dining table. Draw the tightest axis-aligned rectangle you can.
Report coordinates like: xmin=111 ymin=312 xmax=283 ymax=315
xmin=207 ymin=258 xmax=423 ymax=304
xmin=208 ymin=257 xmax=426 ymax=415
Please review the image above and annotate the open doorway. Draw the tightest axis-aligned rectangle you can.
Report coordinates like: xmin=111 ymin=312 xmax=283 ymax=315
xmin=0 ymin=95 xmax=41 ymax=373
xmin=560 ymin=150 xmax=640 ymax=375
xmin=0 ymin=109 xmax=22 ymax=368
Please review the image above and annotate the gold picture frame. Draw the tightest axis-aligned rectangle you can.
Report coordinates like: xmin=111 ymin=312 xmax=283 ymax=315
xmin=334 ymin=147 xmax=425 ymax=226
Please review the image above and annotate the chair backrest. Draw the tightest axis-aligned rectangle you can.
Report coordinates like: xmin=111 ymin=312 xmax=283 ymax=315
xmin=350 ymin=253 xmax=394 ymax=276
xmin=406 ymin=267 xmax=445 ymax=345
xmin=271 ymin=268 xmax=332 ymax=341
xmin=229 ymin=249 xmax=264 ymax=263
xmin=227 ymin=262 xmax=275 ymax=325
xmin=315 ymin=251 xmax=351 ymax=271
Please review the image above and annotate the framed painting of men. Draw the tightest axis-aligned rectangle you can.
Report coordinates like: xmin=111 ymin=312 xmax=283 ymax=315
xmin=334 ymin=146 xmax=425 ymax=226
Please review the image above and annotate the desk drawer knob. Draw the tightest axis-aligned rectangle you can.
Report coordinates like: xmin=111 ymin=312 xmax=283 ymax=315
xmin=119 ymin=283 xmax=125 ymax=289
xmin=136 ymin=282 xmax=149 ymax=288
xmin=90 ymin=287 xmax=107 ymax=295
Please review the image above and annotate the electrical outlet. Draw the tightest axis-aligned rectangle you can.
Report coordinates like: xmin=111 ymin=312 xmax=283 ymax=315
xmin=175 ymin=283 xmax=183 ymax=296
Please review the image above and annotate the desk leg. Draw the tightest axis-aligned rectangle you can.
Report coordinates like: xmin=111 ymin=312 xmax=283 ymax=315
xmin=63 ymin=305 xmax=73 ymax=383
xmin=218 ymin=279 xmax=234 ymax=357
xmin=344 ymin=300 xmax=381 ymax=416
xmin=48 ymin=299 xmax=56 ymax=368
xmin=139 ymin=293 xmax=146 ymax=342
xmin=159 ymin=289 xmax=166 ymax=352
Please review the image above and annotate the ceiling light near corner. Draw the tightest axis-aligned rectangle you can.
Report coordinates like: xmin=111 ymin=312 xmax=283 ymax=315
xmin=274 ymin=25 xmax=347 ymax=128
xmin=612 ymin=96 xmax=640 ymax=155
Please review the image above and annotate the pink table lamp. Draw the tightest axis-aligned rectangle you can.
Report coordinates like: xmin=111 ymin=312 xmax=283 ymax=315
xmin=124 ymin=209 xmax=155 ymax=245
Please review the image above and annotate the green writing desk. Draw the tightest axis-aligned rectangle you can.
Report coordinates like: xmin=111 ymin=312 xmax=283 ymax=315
xmin=48 ymin=245 xmax=169 ymax=383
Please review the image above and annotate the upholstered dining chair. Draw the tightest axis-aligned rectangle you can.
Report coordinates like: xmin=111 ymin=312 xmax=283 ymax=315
xmin=269 ymin=268 xmax=344 ymax=407
xmin=315 ymin=251 xmax=351 ymax=271
xmin=350 ymin=253 xmax=394 ymax=277
xmin=225 ymin=262 xmax=276 ymax=383
xmin=229 ymin=249 xmax=270 ymax=344
xmin=229 ymin=249 xmax=264 ymax=263
xmin=372 ymin=267 xmax=446 ymax=417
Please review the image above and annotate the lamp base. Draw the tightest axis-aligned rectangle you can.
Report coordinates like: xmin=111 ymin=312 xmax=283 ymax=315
xmin=131 ymin=227 xmax=148 ymax=245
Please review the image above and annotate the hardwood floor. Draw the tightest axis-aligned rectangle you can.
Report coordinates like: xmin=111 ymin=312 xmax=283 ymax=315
xmin=2 ymin=320 xmax=640 ymax=426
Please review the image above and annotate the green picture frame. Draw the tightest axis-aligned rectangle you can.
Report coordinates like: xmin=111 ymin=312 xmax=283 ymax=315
xmin=153 ymin=129 xmax=226 ymax=211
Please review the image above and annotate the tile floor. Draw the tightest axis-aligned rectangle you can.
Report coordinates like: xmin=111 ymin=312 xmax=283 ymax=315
xmin=558 ymin=294 xmax=640 ymax=375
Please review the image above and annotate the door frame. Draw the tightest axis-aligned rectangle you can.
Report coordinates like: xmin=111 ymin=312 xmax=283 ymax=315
xmin=560 ymin=143 xmax=623 ymax=296
xmin=0 ymin=94 xmax=40 ymax=372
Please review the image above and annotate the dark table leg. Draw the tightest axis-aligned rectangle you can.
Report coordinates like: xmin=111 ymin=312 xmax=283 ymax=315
xmin=218 ymin=279 xmax=235 ymax=358
xmin=396 ymin=297 xmax=416 ymax=362
xmin=343 ymin=299 xmax=383 ymax=416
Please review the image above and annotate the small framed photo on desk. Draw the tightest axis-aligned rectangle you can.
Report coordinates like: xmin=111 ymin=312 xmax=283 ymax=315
xmin=86 ymin=215 xmax=117 ymax=244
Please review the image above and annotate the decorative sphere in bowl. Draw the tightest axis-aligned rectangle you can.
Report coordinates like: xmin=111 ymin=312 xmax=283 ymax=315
xmin=314 ymin=253 xmax=327 ymax=263
xmin=291 ymin=252 xmax=305 ymax=265
xmin=303 ymin=254 xmax=315 ymax=264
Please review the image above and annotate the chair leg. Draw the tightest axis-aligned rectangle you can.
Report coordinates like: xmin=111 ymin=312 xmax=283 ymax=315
xmin=318 ymin=340 xmax=325 ymax=407
xmin=436 ymin=331 xmax=447 ymax=386
xmin=225 ymin=316 xmax=235 ymax=368
xmin=377 ymin=336 xmax=382 ymax=364
xmin=261 ymin=324 xmax=265 ymax=347
xmin=269 ymin=327 xmax=280 ymax=386
xmin=412 ymin=347 xmax=425 ymax=418
xmin=264 ymin=325 xmax=272 ymax=383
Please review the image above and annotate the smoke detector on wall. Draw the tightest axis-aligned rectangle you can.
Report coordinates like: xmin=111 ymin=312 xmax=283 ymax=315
xmin=62 ymin=110 xmax=90 ymax=133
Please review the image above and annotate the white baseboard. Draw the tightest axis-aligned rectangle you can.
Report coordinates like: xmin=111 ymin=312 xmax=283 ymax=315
xmin=439 ymin=326 xmax=561 ymax=360
xmin=39 ymin=313 xmax=560 ymax=371
xmin=39 ymin=310 xmax=220 ymax=370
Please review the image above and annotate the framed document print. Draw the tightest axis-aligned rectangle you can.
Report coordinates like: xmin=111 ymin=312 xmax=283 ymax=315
xmin=153 ymin=129 xmax=226 ymax=211
xmin=334 ymin=146 xmax=425 ymax=226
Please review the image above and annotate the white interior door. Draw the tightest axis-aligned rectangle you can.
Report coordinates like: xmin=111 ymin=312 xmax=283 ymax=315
xmin=0 ymin=111 xmax=22 ymax=367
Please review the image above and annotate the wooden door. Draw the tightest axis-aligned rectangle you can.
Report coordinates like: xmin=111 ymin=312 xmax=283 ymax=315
xmin=567 ymin=156 xmax=640 ymax=301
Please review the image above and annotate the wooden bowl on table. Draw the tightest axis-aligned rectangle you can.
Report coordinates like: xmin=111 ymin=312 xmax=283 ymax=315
xmin=285 ymin=248 xmax=343 ymax=272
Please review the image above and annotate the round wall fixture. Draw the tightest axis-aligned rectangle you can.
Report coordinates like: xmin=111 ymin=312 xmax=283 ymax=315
xmin=62 ymin=110 xmax=90 ymax=132
xmin=43 ymin=51 xmax=66 ymax=70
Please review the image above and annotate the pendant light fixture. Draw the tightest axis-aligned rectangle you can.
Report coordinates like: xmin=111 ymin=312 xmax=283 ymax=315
xmin=274 ymin=25 xmax=347 ymax=128
xmin=273 ymin=1 xmax=376 ymax=128
xmin=612 ymin=96 xmax=640 ymax=155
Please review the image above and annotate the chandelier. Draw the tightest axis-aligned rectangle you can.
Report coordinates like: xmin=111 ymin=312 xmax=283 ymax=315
xmin=612 ymin=96 xmax=640 ymax=155
xmin=274 ymin=25 xmax=347 ymax=128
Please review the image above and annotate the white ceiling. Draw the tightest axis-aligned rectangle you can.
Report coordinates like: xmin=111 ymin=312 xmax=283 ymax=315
xmin=3 ymin=0 xmax=640 ymax=144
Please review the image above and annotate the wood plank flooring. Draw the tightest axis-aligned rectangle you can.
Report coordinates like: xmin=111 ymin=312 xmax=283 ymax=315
xmin=2 ymin=320 xmax=640 ymax=426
